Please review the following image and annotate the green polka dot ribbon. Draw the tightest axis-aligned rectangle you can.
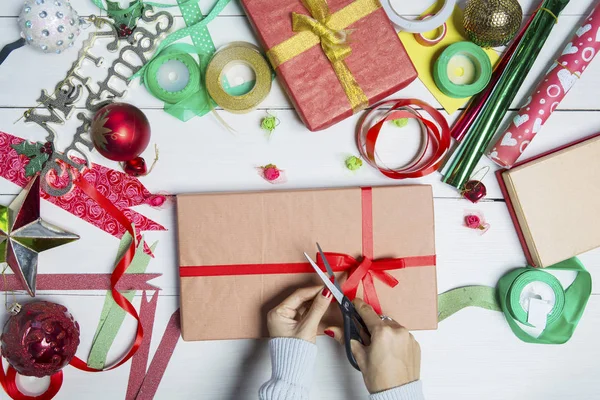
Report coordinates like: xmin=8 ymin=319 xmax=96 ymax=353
xmin=130 ymin=0 xmax=231 ymax=81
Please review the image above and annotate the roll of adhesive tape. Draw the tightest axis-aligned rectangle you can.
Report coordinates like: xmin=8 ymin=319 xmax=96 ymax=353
xmin=433 ymin=41 xmax=491 ymax=98
xmin=381 ymin=0 xmax=456 ymax=33
xmin=145 ymin=52 xmax=200 ymax=104
xmin=414 ymin=14 xmax=447 ymax=46
xmin=205 ymin=42 xmax=272 ymax=113
xmin=507 ymin=270 xmax=565 ymax=328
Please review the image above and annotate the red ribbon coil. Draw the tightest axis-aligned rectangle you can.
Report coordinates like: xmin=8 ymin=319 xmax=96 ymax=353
xmin=357 ymin=99 xmax=451 ymax=179
xmin=68 ymin=176 xmax=144 ymax=372
xmin=0 ymin=367 xmax=63 ymax=400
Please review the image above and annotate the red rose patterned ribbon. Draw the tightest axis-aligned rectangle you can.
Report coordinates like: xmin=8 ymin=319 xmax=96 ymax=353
xmin=0 ymin=131 xmax=167 ymax=239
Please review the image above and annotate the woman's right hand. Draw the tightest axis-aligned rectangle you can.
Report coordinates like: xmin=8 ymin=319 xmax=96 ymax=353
xmin=325 ymin=298 xmax=421 ymax=394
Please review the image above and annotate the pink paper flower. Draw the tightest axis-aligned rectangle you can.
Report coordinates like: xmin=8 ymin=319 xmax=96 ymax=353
xmin=465 ymin=214 xmax=481 ymax=229
xmin=464 ymin=211 xmax=490 ymax=234
xmin=264 ymin=166 xmax=280 ymax=181
xmin=258 ymin=164 xmax=286 ymax=184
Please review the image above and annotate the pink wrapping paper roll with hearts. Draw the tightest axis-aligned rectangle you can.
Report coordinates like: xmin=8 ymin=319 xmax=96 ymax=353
xmin=488 ymin=3 xmax=600 ymax=168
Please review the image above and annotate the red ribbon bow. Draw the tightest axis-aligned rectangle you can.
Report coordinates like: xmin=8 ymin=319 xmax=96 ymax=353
xmin=317 ymin=252 xmax=434 ymax=315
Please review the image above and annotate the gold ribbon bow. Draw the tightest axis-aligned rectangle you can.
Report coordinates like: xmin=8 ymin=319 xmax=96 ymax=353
xmin=267 ymin=0 xmax=381 ymax=113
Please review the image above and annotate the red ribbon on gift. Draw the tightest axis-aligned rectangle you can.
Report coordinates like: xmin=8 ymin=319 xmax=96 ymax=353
xmin=180 ymin=188 xmax=436 ymax=314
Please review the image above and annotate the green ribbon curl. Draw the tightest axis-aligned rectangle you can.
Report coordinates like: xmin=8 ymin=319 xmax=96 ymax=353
xmin=438 ymin=258 xmax=592 ymax=344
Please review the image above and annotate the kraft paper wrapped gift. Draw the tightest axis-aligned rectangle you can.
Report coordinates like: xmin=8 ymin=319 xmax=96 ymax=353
xmin=498 ymin=134 xmax=600 ymax=268
xmin=177 ymin=186 xmax=437 ymax=341
xmin=240 ymin=0 xmax=418 ymax=131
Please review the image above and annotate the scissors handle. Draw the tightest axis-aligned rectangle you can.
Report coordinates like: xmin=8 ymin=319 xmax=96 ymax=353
xmin=341 ymin=297 xmax=371 ymax=371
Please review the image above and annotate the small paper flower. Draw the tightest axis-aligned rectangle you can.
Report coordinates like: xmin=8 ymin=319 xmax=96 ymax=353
xmin=345 ymin=155 xmax=363 ymax=171
xmin=261 ymin=112 xmax=280 ymax=135
xmin=464 ymin=211 xmax=490 ymax=234
xmin=258 ymin=164 xmax=286 ymax=184
xmin=391 ymin=118 xmax=409 ymax=128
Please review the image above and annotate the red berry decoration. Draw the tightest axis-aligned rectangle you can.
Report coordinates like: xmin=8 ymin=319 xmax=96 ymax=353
xmin=118 ymin=24 xmax=134 ymax=38
xmin=91 ymin=103 xmax=151 ymax=162
xmin=123 ymin=156 xmax=148 ymax=177
xmin=1 ymin=301 xmax=80 ymax=377
xmin=462 ymin=180 xmax=487 ymax=203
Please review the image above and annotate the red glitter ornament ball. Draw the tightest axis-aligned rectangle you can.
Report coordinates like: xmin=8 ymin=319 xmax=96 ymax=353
xmin=123 ymin=156 xmax=148 ymax=177
xmin=462 ymin=180 xmax=487 ymax=203
xmin=1 ymin=302 xmax=80 ymax=377
xmin=91 ymin=103 xmax=151 ymax=162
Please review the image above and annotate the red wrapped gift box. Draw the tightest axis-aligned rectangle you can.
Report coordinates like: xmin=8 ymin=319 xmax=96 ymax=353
xmin=241 ymin=0 xmax=417 ymax=131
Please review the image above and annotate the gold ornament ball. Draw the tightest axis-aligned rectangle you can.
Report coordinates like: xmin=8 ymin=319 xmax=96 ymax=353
xmin=463 ymin=0 xmax=523 ymax=48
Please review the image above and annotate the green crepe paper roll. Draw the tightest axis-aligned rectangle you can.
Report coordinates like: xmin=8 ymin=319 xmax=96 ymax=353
xmin=441 ymin=0 xmax=570 ymax=189
xmin=438 ymin=258 xmax=591 ymax=345
xmin=434 ymin=41 xmax=492 ymax=99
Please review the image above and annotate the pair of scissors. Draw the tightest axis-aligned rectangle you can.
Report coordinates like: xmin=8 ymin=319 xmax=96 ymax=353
xmin=304 ymin=243 xmax=371 ymax=371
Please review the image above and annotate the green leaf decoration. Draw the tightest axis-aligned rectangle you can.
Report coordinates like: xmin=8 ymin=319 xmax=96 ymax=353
xmin=11 ymin=141 xmax=43 ymax=158
xmin=24 ymin=153 xmax=49 ymax=177
xmin=106 ymin=0 xmax=143 ymax=28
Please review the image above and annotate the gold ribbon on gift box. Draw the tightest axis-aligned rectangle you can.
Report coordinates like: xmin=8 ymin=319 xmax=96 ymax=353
xmin=267 ymin=0 xmax=381 ymax=112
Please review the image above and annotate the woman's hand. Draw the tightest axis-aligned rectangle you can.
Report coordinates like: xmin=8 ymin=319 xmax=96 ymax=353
xmin=325 ymin=298 xmax=421 ymax=393
xmin=267 ymin=286 xmax=333 ymax=343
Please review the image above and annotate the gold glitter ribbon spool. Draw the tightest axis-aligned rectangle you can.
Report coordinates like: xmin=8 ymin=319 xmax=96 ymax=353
xmin=266 ymin=0 xmax=379 ymax=113
xmin=205 ymin=42 xmax=272 ymax=114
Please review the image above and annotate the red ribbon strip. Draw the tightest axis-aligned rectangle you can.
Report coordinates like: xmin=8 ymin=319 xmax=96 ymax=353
xmin=179 ymin=188 xmax=435 ymax=315
xmin=68 ymin=176 xmax=143 ymax=372
xmin=0 ymin=366 xmax=62 ymax=400
xmin=356 ymin=99 xmax=451 ymax=179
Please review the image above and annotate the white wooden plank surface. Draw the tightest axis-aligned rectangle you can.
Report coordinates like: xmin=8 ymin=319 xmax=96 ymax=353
xmin=0 ymin=0 xmax=598 ymax=399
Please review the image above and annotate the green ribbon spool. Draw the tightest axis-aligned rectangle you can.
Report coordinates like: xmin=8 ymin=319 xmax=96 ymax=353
xmin=433 ymin=41 xmax=492 ymax=99
xmin=498 ymin=258 xmax=591 ymax=344
xmin=504 ymin=269 xmax=565 ymax=327
xmin=438 ymin=258 xmax=592 ymax=344
xmin=142 ymin=44 xmax=212 ymax=122
xmin=144 ymin=49 xmax=201 ymax=104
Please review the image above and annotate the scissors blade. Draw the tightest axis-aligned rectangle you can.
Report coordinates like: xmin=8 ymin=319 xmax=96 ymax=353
xmin=316 ymin=242 xmax=343 ymax=293
xmin=304 ymin=252 xmax=344 ymax=304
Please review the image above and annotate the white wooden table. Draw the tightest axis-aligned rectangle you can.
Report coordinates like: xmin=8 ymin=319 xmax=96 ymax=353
xmin=0 ymin=0 xmax=599 ymax=399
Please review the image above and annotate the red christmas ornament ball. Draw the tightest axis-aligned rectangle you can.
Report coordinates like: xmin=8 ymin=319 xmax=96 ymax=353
xmin=1 ymin=302 xmax=80 ymax=377
xmin=91 ymin=103 xmax=151 ymax=162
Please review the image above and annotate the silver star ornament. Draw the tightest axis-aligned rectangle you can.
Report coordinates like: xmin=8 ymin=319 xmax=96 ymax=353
xmin=0 ymin=175 xmax=79 ymax=296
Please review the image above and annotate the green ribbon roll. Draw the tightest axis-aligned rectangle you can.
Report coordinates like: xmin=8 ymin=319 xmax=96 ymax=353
xmin=131 ymin=0 xmax=231 ymax=82
xmin=498 ymin=258 xmax=591 ymax=344
xmin=433 ymin=41 xmax=491 ymax=99
xmin=143 ymin=44 xmax=213 ymax=121
xmin=438 ymin=258 xmax=592 ymax=344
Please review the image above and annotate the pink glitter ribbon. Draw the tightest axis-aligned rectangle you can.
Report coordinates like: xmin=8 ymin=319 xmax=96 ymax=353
xmin=488 ymin=4 xmax=600 ymax=167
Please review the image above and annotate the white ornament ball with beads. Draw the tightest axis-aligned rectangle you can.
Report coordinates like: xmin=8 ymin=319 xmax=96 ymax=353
xmin=17 ymin=0 xmax=83 ymax=54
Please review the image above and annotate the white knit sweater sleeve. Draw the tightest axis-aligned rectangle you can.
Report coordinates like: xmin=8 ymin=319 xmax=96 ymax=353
xmin=259 ymin=337 xmax=425 ymax=400
xmin=259 ymin=338 xmax=318 ymax=400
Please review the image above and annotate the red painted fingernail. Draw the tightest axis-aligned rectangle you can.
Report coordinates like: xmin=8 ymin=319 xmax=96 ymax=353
xmin=321 ymin=287 xmax=331 ymax=298
xmin=324 ymin=329 xmax=334 ymax=338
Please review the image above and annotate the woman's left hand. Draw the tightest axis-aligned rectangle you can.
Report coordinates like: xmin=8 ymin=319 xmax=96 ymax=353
xmin=267 ymin=286 xmax=333 ymax=343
